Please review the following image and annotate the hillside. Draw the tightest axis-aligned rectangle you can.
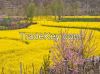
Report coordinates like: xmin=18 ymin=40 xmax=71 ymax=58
xmin=0 ymin=0 xmax=100 ymax=16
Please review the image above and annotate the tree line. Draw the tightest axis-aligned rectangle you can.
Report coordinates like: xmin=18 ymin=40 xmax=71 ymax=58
xmin=0 ymin=0 xmax=100 ymax=18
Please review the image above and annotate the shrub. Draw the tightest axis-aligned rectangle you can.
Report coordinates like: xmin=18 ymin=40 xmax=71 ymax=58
xmin=49 ymin=30 xmax=97 ymax=73
xmin=1 ymin=17 xmax=12 ymax=27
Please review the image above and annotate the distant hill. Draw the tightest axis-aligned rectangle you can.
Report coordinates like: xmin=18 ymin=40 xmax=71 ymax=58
xmin=0 ymin=0 xmax=100 ymax=16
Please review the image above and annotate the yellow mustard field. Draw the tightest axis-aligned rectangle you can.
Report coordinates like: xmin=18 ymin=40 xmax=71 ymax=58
xmin=0 ymin=16 xmax=100 ymax=73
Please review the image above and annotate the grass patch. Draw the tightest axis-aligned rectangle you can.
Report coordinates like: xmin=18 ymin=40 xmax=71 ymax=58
xmin=58 ymin=18 xmax=100 ymax=22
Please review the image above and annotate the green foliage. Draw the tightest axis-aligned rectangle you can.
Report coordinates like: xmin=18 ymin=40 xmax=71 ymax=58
xmin=0 ymin=17 xmax=12 ymax=27
xmin=51 ymin=0 xmax=64 ymax=20
xmin=26 ymin=3 xmax=36 ymax=23
xmin=41 ymin=55 xmax=50 ymax=74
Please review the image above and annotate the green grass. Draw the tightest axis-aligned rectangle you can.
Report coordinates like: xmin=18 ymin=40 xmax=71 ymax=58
xmin=59 ymin=18 xmax=100 ymax=22
xmin=0 ymin=26 xmax=8 ymax=30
